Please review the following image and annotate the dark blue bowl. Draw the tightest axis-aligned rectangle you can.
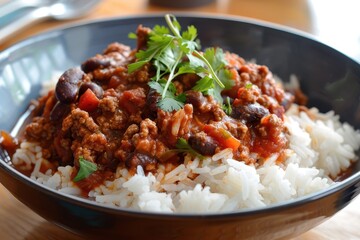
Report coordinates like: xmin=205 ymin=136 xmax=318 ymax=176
xmin=1 ymin=14 xmax=360 ymax=240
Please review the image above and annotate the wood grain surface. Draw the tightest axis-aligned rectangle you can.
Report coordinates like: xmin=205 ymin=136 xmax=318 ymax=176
xmin=0 ymin=0 xmax=359 ymax=239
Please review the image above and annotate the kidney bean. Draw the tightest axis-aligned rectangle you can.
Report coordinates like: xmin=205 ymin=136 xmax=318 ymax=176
xmin=79 ymin=82 xmax=104 ymax=99
xmin=141 ymin=89 xmax=160 ymax=120
xmin=188 ymin=134 xmax=216 ymax=156
xmin=50 ymin=101 xmax=70 ymax=121
xmin=231 ymin=103 xmax=269 ymax=124
xmin=55 ymin=68 xmax=85 ymax=104
xmin=125 ymin=152 xmax=157 ymax=170
xmin=185 ymin=90 xmax=206 ymax=109
xmin=81 ymin=57 xmax=111 ymax=73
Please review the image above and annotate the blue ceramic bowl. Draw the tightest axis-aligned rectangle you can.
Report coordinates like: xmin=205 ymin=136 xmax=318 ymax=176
xmin=1 ymin=14 xmax=360 ymax=240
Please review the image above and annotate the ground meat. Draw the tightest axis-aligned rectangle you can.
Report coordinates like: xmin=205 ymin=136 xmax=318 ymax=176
xmin=115 ymin=124 xmax=139 ymax=161
xmin=136 ymin=25 xmax=151 ymax=50
xmin=126 ymin=63 xmax=152 ymax=83
xmin=62 ymin=109 xmax=99 ymax=137
xmin=71 ymin=132 xmax=107 ymax=164
xmin=18 ymin=27 xmax=295 ymax=179
xmin=97 ymin=96 xmax=128 ymax=137
xmin=133 ymin=119 xmax=167 ymax=158
xmin=103 ymin=42 xmax=132 ymax=55
xmin=221 ymin=116 xmax=248 ymax=140
xmin=82 ymin=43 xmax=132 ymax=74
xmin=25 ymin=117 xmax=56 ymax=142
xmin=82 ymin=133 xmax=107 ymax=152
xmin=98 ymin=96 xmax=119 ymax=113
xmin=58 ymin=109 xmax=108 ymax=164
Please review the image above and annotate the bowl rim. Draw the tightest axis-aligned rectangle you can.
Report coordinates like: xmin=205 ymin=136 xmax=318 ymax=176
xmin=1 ymin=13 xmax=360 ymax=219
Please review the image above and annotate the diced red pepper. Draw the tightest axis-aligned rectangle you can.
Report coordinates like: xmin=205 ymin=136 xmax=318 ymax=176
xmin=78 ymin=88 xmax=100 ymax=112
xmin=203 ymin=125 xmax=241 ymax=151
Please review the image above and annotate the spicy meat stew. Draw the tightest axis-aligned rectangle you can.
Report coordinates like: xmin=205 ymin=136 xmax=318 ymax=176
xmin=18 ymin=25 xmax=296 ymax=191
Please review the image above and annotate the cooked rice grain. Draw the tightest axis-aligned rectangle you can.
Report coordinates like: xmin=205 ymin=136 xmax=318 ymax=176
xmin=12 ymin=104 xmax=360 ymax=213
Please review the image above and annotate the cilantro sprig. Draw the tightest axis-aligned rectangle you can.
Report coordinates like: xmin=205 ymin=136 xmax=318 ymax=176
xmin=128 ymin=14 xmax=233 ymax=112
xmin=160 ymin=138 xmax=205 ymax=162
xmin=73 ymin=156 xmax=98 ymax=182
xmin=176 ymin=138 xmax=204 ymax=160
xmin=223 ymin=96 xmax=232 ymax=115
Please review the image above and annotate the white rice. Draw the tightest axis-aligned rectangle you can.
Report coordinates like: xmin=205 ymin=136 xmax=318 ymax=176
xmin=12 ymin=103 xmax=360 ymax=213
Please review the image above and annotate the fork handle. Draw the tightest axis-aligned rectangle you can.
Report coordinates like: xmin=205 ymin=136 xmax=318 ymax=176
xmin=0 ymin=7 xmax=50 ymax=44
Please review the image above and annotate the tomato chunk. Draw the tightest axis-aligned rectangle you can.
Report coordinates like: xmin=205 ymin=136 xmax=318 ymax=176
xmin=203 ymin=125 xmax=241 ymax=151
xmin=118 ymin=88 xmax=146 ymax=113
xmin=78 ymin=88 xmax=100 ymax=112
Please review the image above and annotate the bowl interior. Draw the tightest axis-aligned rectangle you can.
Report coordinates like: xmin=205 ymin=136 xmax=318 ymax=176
xmin=0 ymin=14 xmax=360 ymax=239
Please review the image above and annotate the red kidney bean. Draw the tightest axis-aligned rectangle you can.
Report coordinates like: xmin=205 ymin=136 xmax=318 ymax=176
xmin=79 ymin=82 xmax=104 ymax=99
xmin=50 ymin=101 xmax=70 ymax=121
xmin=125 ymin=152 xmax=157 ymax=170
xmin=81 ymin=57 xmax=111 ymax=73
xmin=185 ymin=90 xmax=206 ymax=109
xmin=188 ymin=134 xmax=217 ymax=156
xmin=141 ymin=89 xmax=160 ymax=120
xmin=231 ymin=103 xmax=269 ymax=124
xmin=55 ymin=68 xmax=85 ymax=104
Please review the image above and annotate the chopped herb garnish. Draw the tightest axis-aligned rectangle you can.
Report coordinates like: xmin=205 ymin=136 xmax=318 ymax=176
xmin=73 ymin=156 xmax=97 ymax=182
xmin=128 ymin=14 xmax=234 ymax=112
xmin=223 ymin=96 xmax=232 ymax=115
xmin=245 ymin=83 xmax=253 ymax=89
xmin=192 ymin=76 xmax=214 ymax=93
xmin=128 ymin=32 xmax=137 ymax=39
xmin=176 ymin=138 xmax=204 ymax=160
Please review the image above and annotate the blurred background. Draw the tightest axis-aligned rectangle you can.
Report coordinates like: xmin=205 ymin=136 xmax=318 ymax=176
xmin=0 ymin=0 xmax=360 ymax=62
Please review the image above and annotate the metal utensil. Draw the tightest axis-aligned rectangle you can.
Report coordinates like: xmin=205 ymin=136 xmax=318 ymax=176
xmin=0 ymin=0 xmax=53 ymax=19
xmin=0 ymin=0 xmax=100 ymax=44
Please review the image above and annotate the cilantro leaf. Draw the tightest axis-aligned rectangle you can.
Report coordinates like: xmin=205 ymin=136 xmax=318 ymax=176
xmin=218 ymin=68 xmax=234 ymax=90
xmin=158 ymin=97 xmax=184 ymax=112
xmin=245 ymin=83 xmax=253 ymax=89
xmin=128 ymin=60 xmax=148 ymax=73
xmin=192 ymin=76 xmax=214 ymax=93
xmin=177 ymin=62 xmax=197 ymax=75
xmin=182 ymin=25 xmax=197 ymax=41
xmin=176 ymin=138 xmax=204 ymax=159
xmin=129 ymin=14 xmax=233 ymax=112
xmin=223 ymin=96 xmax=232 ymax=115
xmin=186 ymin=54 xmax=205 ymax=69
xmin=206 ymin=86 xmax=223 ymax=105
xmin=148 ymin=80 xmax=165 ymax=94
xmin=73 ymin=156 xmax=97 ymax=182
xmin=153 ymin=25 xmax=170 ymax=35
xmin=128 ymin=32 xmax=137 ymax=39
xmin=203 ymin=47 xmax=227 ymax=71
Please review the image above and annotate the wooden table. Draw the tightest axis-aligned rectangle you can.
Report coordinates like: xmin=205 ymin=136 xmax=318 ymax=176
xmin=0 ymin=0 xmax=359 ymax=239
